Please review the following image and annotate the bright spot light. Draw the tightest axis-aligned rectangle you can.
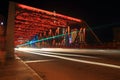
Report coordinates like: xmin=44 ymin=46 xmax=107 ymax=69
xmin=1 ymin=22 xmax=3 ymax=25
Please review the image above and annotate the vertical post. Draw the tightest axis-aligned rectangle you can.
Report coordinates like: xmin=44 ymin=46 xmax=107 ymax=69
xmin=6 ymin=2 xmax=15 ymax=59
xmin=79 ymin=28 xmax=82 ymax=42
xmin=83 ymin=28 xmax=86 ymax=42
xmin=68 ymin=26 xmax=70 ymax=35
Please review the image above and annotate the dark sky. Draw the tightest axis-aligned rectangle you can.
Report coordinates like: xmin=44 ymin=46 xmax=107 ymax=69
xmin=1 ymin=0 xmax=120 ymax=26
xmin=0 ymin=0 xmax=120 ymax=42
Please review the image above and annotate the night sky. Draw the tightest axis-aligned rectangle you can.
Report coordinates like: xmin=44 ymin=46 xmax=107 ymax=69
xmin=0 ymin=0 xmax=120 ymax=42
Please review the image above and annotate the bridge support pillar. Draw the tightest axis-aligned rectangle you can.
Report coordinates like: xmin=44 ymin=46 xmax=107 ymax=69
xmin=6 ymin=2 xmax=15 ymax=60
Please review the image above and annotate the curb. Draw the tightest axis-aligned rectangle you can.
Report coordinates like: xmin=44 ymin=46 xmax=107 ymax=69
xmin=15 ymin=55 xmax=44 ymax=80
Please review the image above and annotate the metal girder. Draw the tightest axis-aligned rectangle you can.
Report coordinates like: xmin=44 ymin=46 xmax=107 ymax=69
xmin=14 ymin=3 xmax=83 ymax=46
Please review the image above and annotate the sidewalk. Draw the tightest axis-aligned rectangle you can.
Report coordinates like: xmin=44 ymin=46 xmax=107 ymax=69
xmin=0 ymin=56 xmax=42 ymax=80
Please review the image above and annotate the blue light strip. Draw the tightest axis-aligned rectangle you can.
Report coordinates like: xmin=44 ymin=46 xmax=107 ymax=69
xmin=17 ymin=33 xmax=65 ymax=47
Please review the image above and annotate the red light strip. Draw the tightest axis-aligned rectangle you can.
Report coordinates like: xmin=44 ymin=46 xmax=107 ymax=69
xmin=17 ymin=4 xmax=82 ymax=23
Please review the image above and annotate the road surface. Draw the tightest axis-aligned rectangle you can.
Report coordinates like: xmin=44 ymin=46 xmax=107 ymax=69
xmin=15 ymin=48 xmax=120 ymax=80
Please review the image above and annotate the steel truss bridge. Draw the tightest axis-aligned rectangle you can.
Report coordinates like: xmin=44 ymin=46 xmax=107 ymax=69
xmin=14 ymin=3 xmax=100 ymax=48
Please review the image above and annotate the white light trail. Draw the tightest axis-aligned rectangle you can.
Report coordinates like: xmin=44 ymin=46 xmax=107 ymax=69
xmin=34 ymin=51 xmax=99 ymax=59
xmin=15 ymin=48 xmax=120 ymax=54
xmin=16 ymin=49 xmax=120 ymax=69
xmin=24 ymin=59 xmax=54 ymax=63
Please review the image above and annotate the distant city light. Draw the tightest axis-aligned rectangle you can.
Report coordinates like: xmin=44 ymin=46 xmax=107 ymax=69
xmin=1 ymin=22 xmax=3 ymax=25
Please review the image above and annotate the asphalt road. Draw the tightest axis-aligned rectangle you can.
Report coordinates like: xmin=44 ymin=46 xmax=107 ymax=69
xmin=15 ymin=48 xmax=120 ymax=80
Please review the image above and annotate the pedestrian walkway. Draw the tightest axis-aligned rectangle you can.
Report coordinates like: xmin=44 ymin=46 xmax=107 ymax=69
xmin=0 ymin=55 xmax=42 ymax=80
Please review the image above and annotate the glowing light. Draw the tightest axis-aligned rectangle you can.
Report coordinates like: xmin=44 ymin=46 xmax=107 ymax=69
xmin=17 ymin=31 xmax=79 ymax=47
xmin=0 ymin=22 xmax=3 ymax=25
xmin=17 ymin=33 xmax=65 ymax=47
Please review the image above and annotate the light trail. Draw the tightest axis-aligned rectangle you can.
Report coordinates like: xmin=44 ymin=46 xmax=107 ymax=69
xmin=24 ymin=59 xmax=54 ymax=63
xmin=16 ymin=48 xmax=120 ymax=69
xmin=32 ymin=51 xmax=99 ymax=59
xmin=15 ymin=48 xmax=120 ymax=54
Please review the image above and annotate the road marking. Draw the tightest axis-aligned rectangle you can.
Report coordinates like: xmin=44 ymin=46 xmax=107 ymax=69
xmin=25 ymin=59 xmax=54 ymax=63
xmin=16 ymin=49 xmax=120 ymax=69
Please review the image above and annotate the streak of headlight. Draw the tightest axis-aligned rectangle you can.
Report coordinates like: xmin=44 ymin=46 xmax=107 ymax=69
xmin=16 ymin=49 xmax=120 ymax=69
xmin=24 ymin=59 xmax=54 ymax=63
xmin=33 ymin=51 xmax=99 ymax=59
xmin=15 ymin=48 xmax=120 ymax=54
xmin=15 ymin=48 xmax=99 ymax=58
xmin=15 ymin=48 xmax=40 ymax=51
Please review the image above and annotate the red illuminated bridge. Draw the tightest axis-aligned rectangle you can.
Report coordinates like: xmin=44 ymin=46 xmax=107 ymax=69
xmin=13 ymin=3 xmax=91 ymax=48
xmin=6 ymin=2 xmax=101 ymax=53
